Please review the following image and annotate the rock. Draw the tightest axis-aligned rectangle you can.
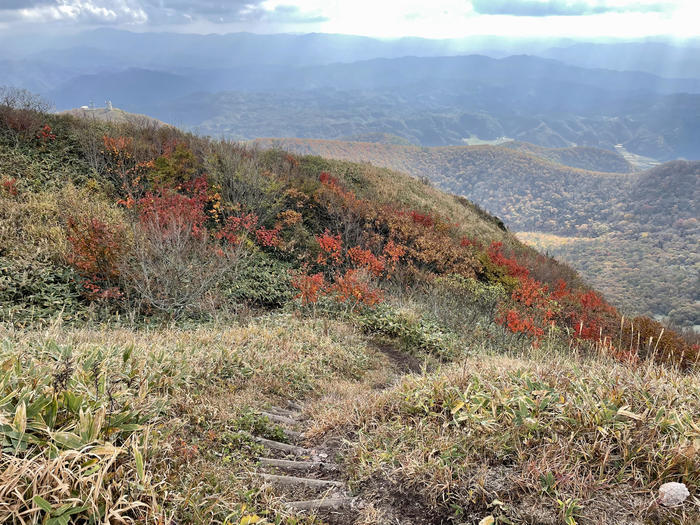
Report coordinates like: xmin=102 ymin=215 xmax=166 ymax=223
xmin=658 ymin=482 xmax=690 ymax=507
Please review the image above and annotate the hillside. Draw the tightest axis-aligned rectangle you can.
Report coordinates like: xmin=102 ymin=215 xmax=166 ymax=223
xmin=500 ymin=141 xmax=634 ymax=173
xmin=60 ymin=106 xmax=167 ymax=127
xmin=254 ymin=138 xmax=699 ymax=327
xmin=0 ymin=101 xmax=698 ymax=524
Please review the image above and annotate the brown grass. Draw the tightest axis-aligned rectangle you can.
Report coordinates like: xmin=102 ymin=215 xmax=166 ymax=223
xmin=308 ymin=350 xmax=700 ymax=524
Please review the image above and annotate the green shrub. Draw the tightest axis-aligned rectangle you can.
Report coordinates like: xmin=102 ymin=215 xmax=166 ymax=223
xmin=0 ymin=258 xmax=87 ymax=323
xmin=220 ymin=251 xmax=294 ymax=308
xmin=424 ymin=274 xmax=507 ymax=334
xmin=355 ymin=303 xmax=457 ymax=359
xmin=477 ymin=251 xmax=519 ymax=291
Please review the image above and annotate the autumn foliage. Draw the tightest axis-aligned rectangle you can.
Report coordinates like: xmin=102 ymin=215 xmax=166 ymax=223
xmin=53 ymin=123 xmax=694 ymax=366
xmin=66 ymin=216 xmax=126 ymax=300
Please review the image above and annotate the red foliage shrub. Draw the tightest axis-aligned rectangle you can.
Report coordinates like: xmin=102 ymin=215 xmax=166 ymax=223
xmin=331 ymin=269 xmax=383 ymax=309
xmin=36 ymin=124 xmax=55 ymax=142
xmin=216 ymin=213 xmax=258 ymax=245
xmin=66 ymin=216 xmax=126 ymax=300
xmin=1 ymin=177 xmax=18 ymax=197
xmin=557 ymin=285 xmax=619 ymax=343
xmin=291 ymin=272 xmax=327 ymax=305
xmin=136 ymin=175 xmax=213 ymax=239
xmin=383 ymin=240 xmax=406 ymax=271
xmin=410 ymin=210 xmax=435 ymax=228
xmin=380 ymin=206 xmax=480 ymax=278
xmin=460 ymin=236 xmax=482 ymax=249
xmin=255 ymin=226 xmax=282 ymax=248
xmin=103 ymin=135 xmax=154 ymax=206
xmin=487 ymin=242 xmax=530 ymax=279
xmin=319 ymin=171 xmax=339 ymax=186
xmin=497 ymin=309 xmax=545 ymax=340
xmin=347 ymin=246 xmax=386 ymax=277
xmin=138 ymin=189 xmax=208 ymax=239
xmin=316 ymin=229 xmax=343 ymax=265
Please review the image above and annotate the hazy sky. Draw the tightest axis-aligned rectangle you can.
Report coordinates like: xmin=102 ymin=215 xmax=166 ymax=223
xmin=1 ymin=0 xmax=698 ymax=39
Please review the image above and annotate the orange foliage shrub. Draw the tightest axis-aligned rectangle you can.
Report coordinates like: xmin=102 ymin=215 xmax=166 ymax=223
xmin=103 ymin=135 xmax=154 ymax=206
xmin=347 ymin=246 xmax=386 ymax=277
xmin=291 ymin=272 xmax=326 ymax=305
xmin=331 ymin=269 xmax=383 ymax=310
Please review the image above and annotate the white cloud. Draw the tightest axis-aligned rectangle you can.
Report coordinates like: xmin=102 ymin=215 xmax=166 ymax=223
xmin=1 ymin=0 xmax=698 ymax=37
xmin=14 ymin=0 xmax=147 ymax=25
xmin=261 ymin=0 xmax=698 ymax=38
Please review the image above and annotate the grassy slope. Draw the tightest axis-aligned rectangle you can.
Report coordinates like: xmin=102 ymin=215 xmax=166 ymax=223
xmin=60 ymin=107 xmax=167 ymax=127
xmin=310 ymin=350 xmax=699 ymax=524
xmin=253 ymin=137 xmax=699 ymax=326
xmin=0 ymin=111 xmax=697 ymax=524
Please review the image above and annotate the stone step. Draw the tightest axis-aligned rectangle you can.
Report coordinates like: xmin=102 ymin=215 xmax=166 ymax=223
xmin=269 ymin=406 xmax=298 ymax=418
xmin=283 ymin=429 xmax=304 ymax=441
xmin=260 ymin=411 xmax=298 ymax=426
xmin=259 ymin=473 xmax=343 ymax=490
xmin=287 ymin=401 xmax=304 ymax=411
xmin=250 ymin=434 xmax=312 ymax=456
xmin=258 ymin=457 xmax=337 ymax=472
xmin=285 ymin=496 xmax=356 ymax=511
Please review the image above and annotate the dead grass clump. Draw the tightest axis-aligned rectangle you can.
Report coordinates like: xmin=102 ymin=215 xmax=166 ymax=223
xmin=0 ymin=441 xmax=158 ymax=524
xmin=334 ymin=354 xmax=699 ymax=524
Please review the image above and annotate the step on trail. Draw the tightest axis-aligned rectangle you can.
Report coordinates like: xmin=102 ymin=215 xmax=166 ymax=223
xmin=251 ymin=403 xmax=359 ymax=523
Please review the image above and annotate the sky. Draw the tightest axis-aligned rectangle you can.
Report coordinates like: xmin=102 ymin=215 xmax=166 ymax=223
xmin=0 ymin=0 xmax=699 ymax=39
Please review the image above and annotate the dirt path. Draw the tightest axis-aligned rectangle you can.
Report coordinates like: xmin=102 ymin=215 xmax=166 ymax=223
xmin=251 ymin=343 xmax=426 ymax=524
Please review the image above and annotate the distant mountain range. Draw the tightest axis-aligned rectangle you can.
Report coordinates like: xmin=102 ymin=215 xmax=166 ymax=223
xmin=1 ymin=30 xmax=699 ymax=160
xmin=46 ymin=55 xmax=700 ymax=160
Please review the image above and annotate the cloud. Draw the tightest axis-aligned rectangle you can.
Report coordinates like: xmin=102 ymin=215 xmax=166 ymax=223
xmin=0 ymin=0 xmax=326 ymax=26
xmin=135 ymin=1 xmax=327 ymax=25
xmin=471 ymin=0 xmax=671 ymax=17
xmin=2 ymin=0 xmax=147 ymax=24
xmin=262 ymin=5 xmax=329 ymax=24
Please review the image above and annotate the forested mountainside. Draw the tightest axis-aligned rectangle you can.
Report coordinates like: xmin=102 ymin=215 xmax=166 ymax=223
xmin=0 ymin=100 xmax=697 ymax=525
xmin=500 ymin=141 xmax=634 ymax=173
xmin=254 ymin=138 xmax=699 ymax=327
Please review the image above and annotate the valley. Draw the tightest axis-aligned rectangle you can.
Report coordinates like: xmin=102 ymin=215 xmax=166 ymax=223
xmin=254 ymin=137 xmax=699 ymax=328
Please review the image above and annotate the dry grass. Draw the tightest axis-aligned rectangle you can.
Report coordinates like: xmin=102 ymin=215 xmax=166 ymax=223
xmin=0 ymin=314 xmax=388 ymax=524
xmin=0 ymin=184 xmax=125 ymax=263
xmin=309 ymin=351 xmax=700 ymax=524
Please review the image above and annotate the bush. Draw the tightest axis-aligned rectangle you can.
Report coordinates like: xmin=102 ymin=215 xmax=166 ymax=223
xmin=120 ymin=207 xmax=245 ymax=319
xmin=355 ymin=303 xmax=457 ymax=359
xmin=0 ymin=86 xmax=52 ymax=145
xmin=66 ymin=215 xmax=129 ymax=301
xmin=205 ymin=142 xmax=284 ymax=224
xmin=220 ymin=251 xmax=294 ymax=308
xmin=423 ymin=274 xmax=506 ymax=334
xmin=621 ymin=316 xmax=699 ymax=369
xmin=0 ymin=258 xmax=86 ymax=323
